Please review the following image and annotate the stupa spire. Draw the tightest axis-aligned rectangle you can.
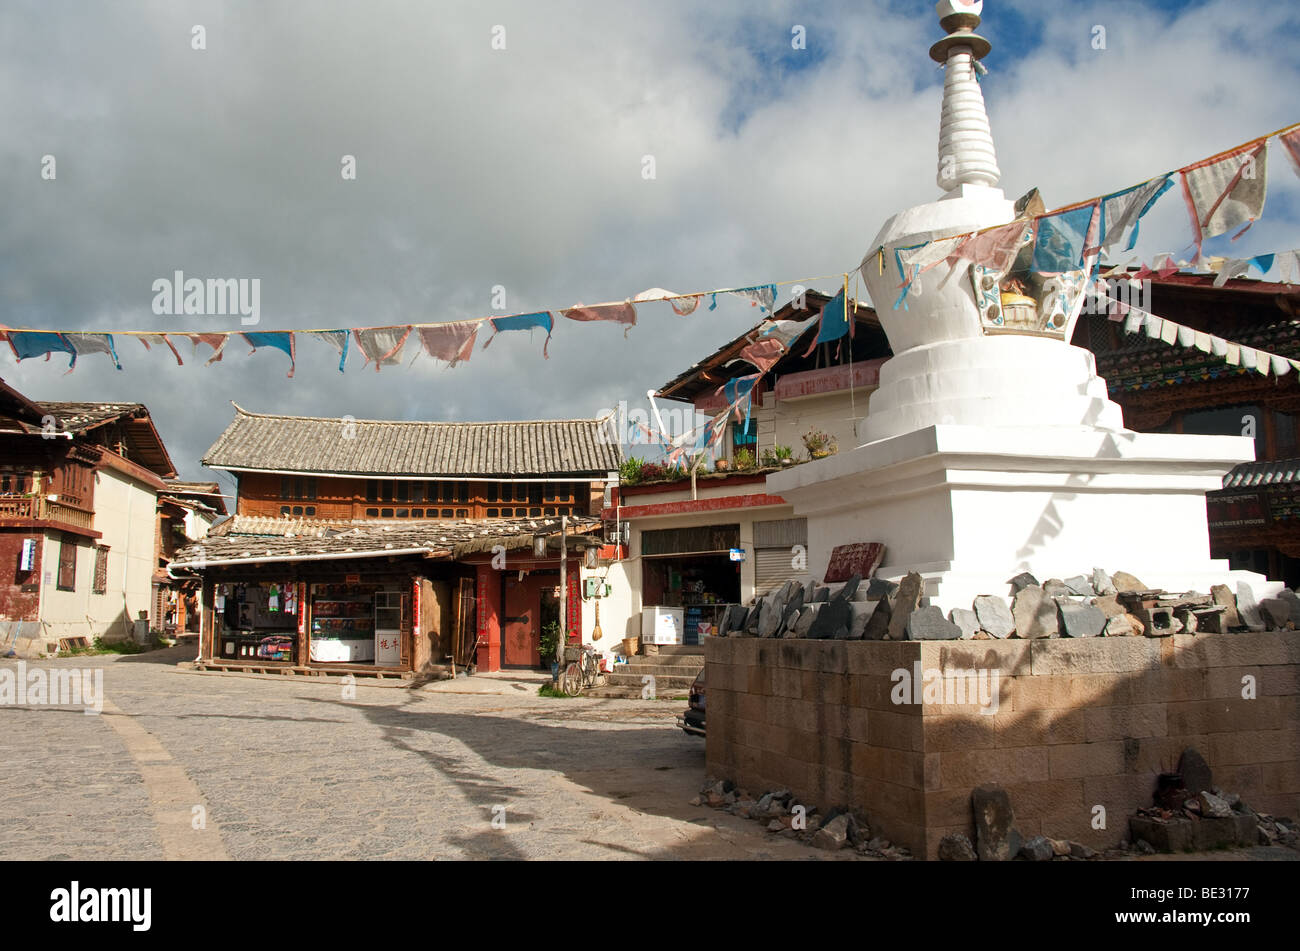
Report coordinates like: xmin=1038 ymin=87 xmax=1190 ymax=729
xmin=931 ymin=0 xmax=1000 ymax=192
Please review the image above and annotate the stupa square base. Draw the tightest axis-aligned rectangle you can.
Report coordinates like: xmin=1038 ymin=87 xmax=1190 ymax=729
xmin=704 ymin=634 xmax=1300 ymax=860
xmin=768 ymin=423 xmax=1276 ymax=615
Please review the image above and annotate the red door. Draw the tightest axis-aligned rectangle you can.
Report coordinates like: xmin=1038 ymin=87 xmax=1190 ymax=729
xmin=502 ymin=576 xmax=539 ymax=667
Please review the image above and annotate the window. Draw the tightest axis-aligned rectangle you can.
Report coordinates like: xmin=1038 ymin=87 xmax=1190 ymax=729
xmin=441 ymin=508 xmax=453 ymax=518
xmin=529 ymin=484 xmax=543 ymax=505
xmin=366 ymin=507 xmax=379 ymax=517
xmin=732 ymin=416 xmax=757 ymax=449
xmin=281 ymin=505 xmax=291 ymax=516
xmin=411 ymin=483 xmax=424 ymax=503
xmin=292 ymin=505 xmax=303 ymax=516
xmin=280 ymin=477 xmax=292 ymax=500
xmin=487 ymin=483 xmax=498 ymax=503
xmin=458 ymin=482 xmax=469 ymax=503
xmin=305 ymin=506 xmax=316 ymax=516
xmin=396 ymin=482 xmax=409 ymax=503
xmin=396 ymin=508 xmax=409 ymax=518
xmin=545 ymin=507 xmax=555 ymax=516
xmin=486 ymin=508 xmax=499 ymax=518
xmin=57 ymin=535 xmax=77 ymax=591
xmin=500 ymin=507 xmax=512 ymax=517
xmin=381 ymin=508 xmax=394 ymax=518
xmin=366 ymin=481 xmax=378 ymax=503
xmin=412 ymin=508 xmax=424 ymax=518
xmin=529 ymin=507 xmax=541 ymax=517
xmin=442 ymin=482 xmax=455 ymax=503
xmin=381 ymin=482 xmax=393 ymax=502
xmin=456 ymin=509 xmax=468 ymax=518
xmin=92 ymin=545 xmax=109 ymax=595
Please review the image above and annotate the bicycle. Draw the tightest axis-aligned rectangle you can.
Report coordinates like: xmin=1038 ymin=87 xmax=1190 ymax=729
xmin=561 ymin=644 xmax=606 ymax=696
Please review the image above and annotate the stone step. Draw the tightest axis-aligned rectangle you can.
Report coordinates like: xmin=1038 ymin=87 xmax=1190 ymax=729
xmin=619 ymin=660 xmax=705 ymax=674
xmin=616 ymin=657 xmax=702 ymax=670
xmin=640 ymin=645 xmax=706 ymax=656
xmin=581 ymin=685 xmax=691 ymax=700
xmin=605 ymin=672 xmax=699 ymax=691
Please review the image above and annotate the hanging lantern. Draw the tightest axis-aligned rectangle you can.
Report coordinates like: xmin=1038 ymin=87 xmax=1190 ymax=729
xmin=533 ymin=535 xmax=548 ymax=558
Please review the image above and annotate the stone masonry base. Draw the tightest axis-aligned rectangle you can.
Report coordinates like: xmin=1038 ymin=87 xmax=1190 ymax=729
xmin=704 ymin=634 xmax=1300 ymax=859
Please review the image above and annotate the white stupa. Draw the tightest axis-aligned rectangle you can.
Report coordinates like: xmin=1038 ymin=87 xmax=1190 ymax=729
xmin=769 ymin=0 xmax=1274 ymax=611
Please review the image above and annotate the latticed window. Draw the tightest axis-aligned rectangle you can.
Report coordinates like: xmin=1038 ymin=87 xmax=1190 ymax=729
xmin=92 ymin=545 xmax=110 ymax=594
xmin=57 ymin=534 xmax=77 ymax=591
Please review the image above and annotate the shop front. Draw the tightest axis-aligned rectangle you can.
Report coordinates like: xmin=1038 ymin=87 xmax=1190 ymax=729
xmin=194 ymin=555 xmax=461 ymax=677
xmin=640 ymin=524 xmax=743 ymax=645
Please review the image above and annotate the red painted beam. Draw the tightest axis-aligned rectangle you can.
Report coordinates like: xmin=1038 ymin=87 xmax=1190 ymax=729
xmin=606 ymin=492 xmax=787 ymax=520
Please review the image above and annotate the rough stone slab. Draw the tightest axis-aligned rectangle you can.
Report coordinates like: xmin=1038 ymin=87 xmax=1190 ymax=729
xmin=1043 ymin=578 xmax=1071 ymax=598
xmin=949 ymin=608 xmax=980 ymax=640
xmin=863 ymin=598 xmax=892 ymax=641
xmin=937 ymin=833 xmax=977 ymax=861
xmin=1210 ymin=584 xmax=1242 ymax=630
xmin=973 ymin=595 xmax=1016 ymax=639
xmin=1020 ymin=835 xmax=1054 ymax=861
xmin=1092 ymin=568 xmax=1117 ymax=596
xmin=1236 ymin=582 xmax=1265 ymax=631
xmin=1112 ymin=571 xmax=1148 ymax=593
xmin=1063 ymin=575 xmax=1094 ymax=597
xmin=907 ymin=605 xmax=962 ymax=641
xmin=780 ymin=585 xmax=806 ymax=633
xmin=1057 ymin=600 xmax=1106 ymax=638
xmin=1102 ymin=614 xmax=1138 ymax=637
xmin=972 ymin=785 xmax=1021 ymax=862
xmin=1260 ymin=599 xmax=1291 ymax=630
xmin=865 ymin=577 xmax=899 ymax=600
xmin=793 ymin=604 xmax=821 ymax=637
xmin=847 ymin=601 xmax=878 ymax=640
xmin=1178 ymin=747 xmax=1213 ymax=797
xmin=1006 ymin=572 xmax=1038 ymax=594
xmin=1129 ymin=815 xmax=1194 ymax=853
xmin=1093 ymin=594 xmax=1125 ymax=619
xmin=809 ymin=597 xmax=851 ymax=639
xmin=1012 ymin=586 xmax=1058 ymax=639
xmin=887 ymin=571 xmax=924 ymax=641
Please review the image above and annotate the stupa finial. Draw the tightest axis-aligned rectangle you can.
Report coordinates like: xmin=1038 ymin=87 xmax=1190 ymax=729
xmin=931 ymin=1 xmax=1001 ymax=193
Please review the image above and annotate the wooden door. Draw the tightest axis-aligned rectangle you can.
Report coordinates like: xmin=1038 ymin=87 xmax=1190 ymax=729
xmin=501 ymin=575 xmax=539 ymax=667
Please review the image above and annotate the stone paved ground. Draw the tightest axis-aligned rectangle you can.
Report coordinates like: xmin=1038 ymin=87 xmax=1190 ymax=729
xmin=0 ymin=647 xmax=853 ymax=861
xmin=3 ymin=648 xmax=1294 ymax=862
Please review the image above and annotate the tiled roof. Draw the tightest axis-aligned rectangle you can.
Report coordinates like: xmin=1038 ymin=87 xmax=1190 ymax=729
xmin=171 ymin=515 xmax=603 ymax=567
xmin=202 ymin=404 xmax=622 ymax=478
xmin=37 ymin=402 xmax=151 ymax=434
xmin=1221 ymin=458 xmax=1300 ymax=490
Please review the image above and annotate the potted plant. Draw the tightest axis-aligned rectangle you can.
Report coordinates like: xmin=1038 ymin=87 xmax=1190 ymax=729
xmin=734 ymin=447 xmax=756 ymax=470
xmin=540 ymin=620 xmax=561 ymax=677
xmin=802 ymin=428 xmax=838 ymax=460
xmin=619 ymin=457 xmax=645 ymax=486
xmin=714 ymin=458 xmax=730 ymax=472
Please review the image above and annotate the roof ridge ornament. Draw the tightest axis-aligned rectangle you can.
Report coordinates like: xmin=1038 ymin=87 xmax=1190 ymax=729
xmin=931 ymin=0 xmax=1001 ymax=193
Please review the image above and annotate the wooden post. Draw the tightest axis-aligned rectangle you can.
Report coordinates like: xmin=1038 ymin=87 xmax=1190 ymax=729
xmin=558 ymin=516 xmax=568 ymax=680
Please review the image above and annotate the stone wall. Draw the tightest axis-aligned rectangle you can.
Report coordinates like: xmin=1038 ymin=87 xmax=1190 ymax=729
xmin=705 ymin=633 xmax=1300 ymax=858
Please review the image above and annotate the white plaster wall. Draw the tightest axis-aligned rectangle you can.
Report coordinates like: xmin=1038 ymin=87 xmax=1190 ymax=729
xmin=771 ymin=392 xmax=870 ymax=461
xmin=38 ymin=468 xmax=157 ymax=643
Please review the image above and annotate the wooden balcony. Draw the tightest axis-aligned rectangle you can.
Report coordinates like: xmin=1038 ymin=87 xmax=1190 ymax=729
xmin=0 ymin=494 xmax=96 ymax=532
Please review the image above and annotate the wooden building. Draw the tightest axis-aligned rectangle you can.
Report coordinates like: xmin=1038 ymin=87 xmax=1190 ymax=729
xmin=1077 ymin=271 xmax=1300 ymax=585
xmin=0 ymin=378 xmax=179 ymax=654
xmin=181 ymin=405 xmax=620 ymax=674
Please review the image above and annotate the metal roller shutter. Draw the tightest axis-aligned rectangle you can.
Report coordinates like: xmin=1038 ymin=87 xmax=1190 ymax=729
xmin=752 ymin=518 xmax=808 ymax=595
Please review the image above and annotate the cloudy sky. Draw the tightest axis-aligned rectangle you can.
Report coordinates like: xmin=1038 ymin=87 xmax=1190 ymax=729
xmin=1 ymin=0 xmax=1298 ymax=491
